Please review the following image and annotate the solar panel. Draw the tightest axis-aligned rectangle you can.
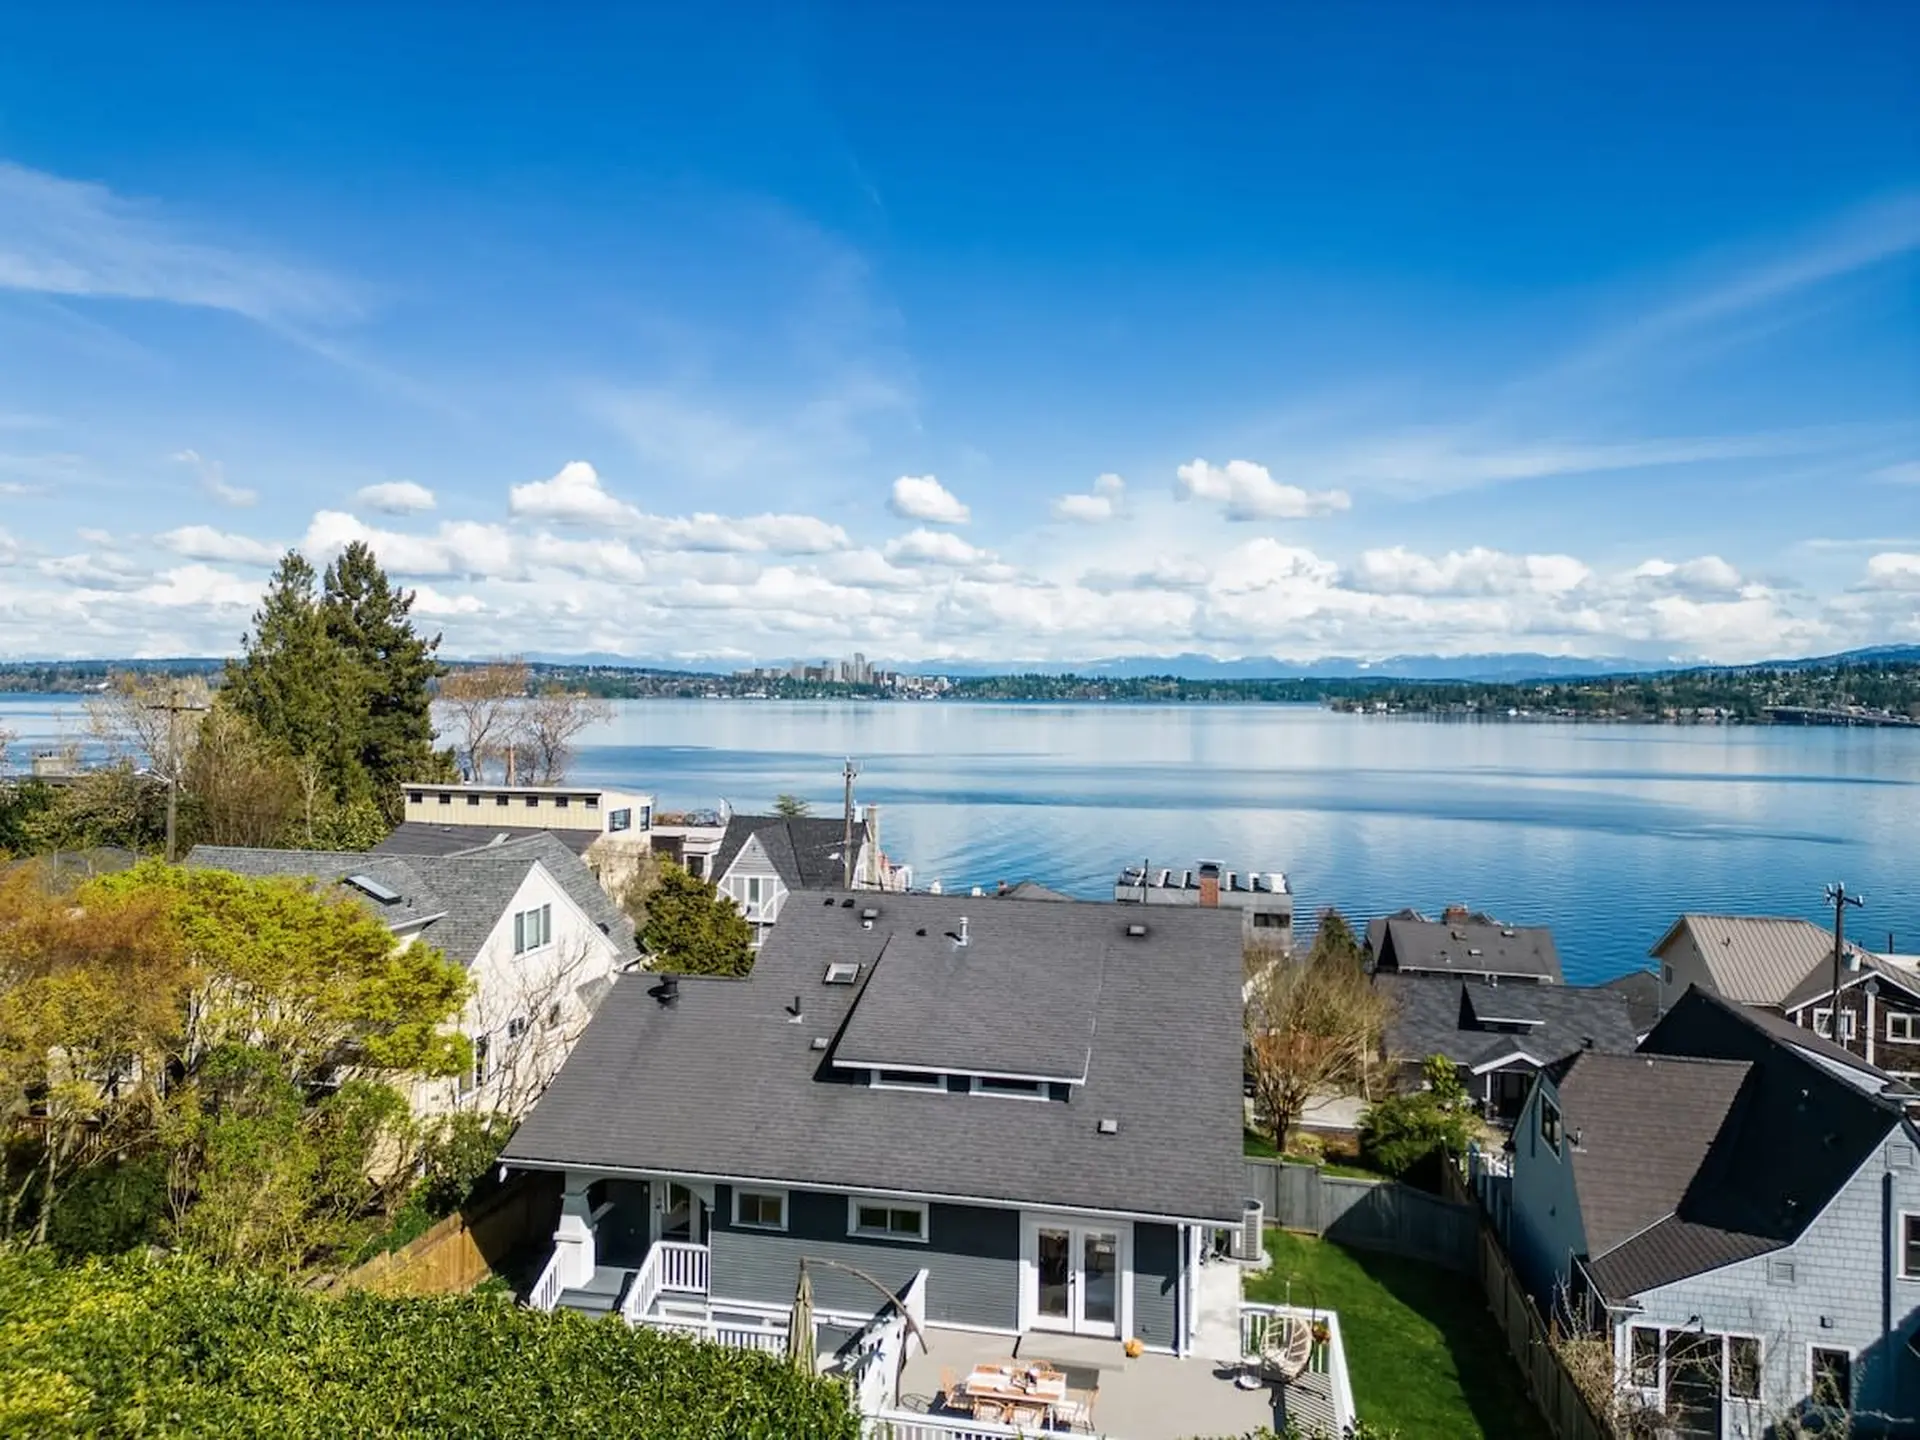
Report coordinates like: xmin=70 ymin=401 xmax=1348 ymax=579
xmin=346 ymin=873 xmax=402 ymax=904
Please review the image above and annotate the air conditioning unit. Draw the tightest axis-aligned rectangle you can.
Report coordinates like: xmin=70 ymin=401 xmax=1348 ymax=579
xmin=1232 ymin=1199 xmax=1264 ymax=1260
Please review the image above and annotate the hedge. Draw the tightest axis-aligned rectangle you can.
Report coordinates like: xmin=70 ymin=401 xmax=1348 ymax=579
xmin=0 ymin=1250 xmax=860 ymax=1438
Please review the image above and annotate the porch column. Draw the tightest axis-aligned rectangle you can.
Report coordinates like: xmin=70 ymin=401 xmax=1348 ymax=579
xmin=552 ymin=1171 xmax=598 ymax=1288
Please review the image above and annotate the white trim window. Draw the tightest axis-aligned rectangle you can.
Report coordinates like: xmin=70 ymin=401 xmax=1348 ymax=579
xmin=871 ymin=1069 xmax=946 ymax=1091
xmin=1812 ymin=1007 xmax=1856 ymax=1041
xmin=970 ymin=1075 xmax=1049 ymax=1101
xmin=1890 ymin=1012 xmax=1918 ymax=1043
xmin=513 ymin=902 xmax=553 ymax=955
xmin=849 ymin=1196 xmax=929 ymax=1243
xmin=1810 ymin=1346 xmax=1853 ymax=1410
xmin=1726 ymin=1335 xmax=1762 ymax=1401
xmin=1902 ymin=1213 xmax=1920 ymax=1280
xmin=732 ymin=1188 xmax=787 ymax=1232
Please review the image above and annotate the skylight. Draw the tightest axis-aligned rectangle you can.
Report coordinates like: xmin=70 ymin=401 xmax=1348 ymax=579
xmin=824 ymin=962 xmax=861 ymax=985
xmin=346 ymin=874 xmax=401 ymax=904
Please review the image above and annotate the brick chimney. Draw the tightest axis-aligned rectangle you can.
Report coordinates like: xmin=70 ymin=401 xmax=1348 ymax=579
xmin=1198 ymin=861 xmax=1221 ymax=908
xmin=1442 ymin=904 xmax=1469 ymax=927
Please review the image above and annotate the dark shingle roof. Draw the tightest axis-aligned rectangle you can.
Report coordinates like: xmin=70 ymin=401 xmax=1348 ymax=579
xmin=1001 ymin=880 xmax=1076 ymax=903
xmin=374 ymin=822 xmax=599 ymax=859
xmin=186 ymin=835 xmax=636 ymax=969
xmin=1560 ymin=987 xmax=1908 ymax=1301
xmin=713 ymin=815 xmax=855 ymax=890
xmin=1377 ymin=916 xmax=1563 ymax=983
xmin=1379 ymin=974 xmax=1638 ymax=1072
xmin=1599 ymin=968 xmax=1662 ymax=1034
xmin=1780 ymin=950 xmax=1920 ymax=1013
xmin=503 ymin=891 xmax=1247 ymax=1222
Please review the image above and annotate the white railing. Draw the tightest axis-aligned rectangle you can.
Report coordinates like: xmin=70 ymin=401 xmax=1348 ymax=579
xmin=864 ymin=1410 xmax=1030 ymax=1440
xmin=655 ymin=1240 xmax=711 ymax=1294
xmin=1240 ymin=1302 xmax=1355 ymax=1434
xmin=528 ymin=1250 xmax=565 ymax=1313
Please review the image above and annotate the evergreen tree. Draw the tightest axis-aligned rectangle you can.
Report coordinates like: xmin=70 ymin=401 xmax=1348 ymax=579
xmin=224 ymin=552 xmax=367 ymax=803
xmin=319 ymin=542 xmax=454 ymax=819
xmin=641 ymin=861 xmax=755 ymax=975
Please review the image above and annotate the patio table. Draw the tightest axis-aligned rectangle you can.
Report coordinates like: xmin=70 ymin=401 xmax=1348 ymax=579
xmin=961 ymin=1363 xmax=1068 ymax=1421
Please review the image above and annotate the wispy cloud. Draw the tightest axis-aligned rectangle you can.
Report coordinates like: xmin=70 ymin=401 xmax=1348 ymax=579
xmin=1872 ymin=461 xmax=1920 ymax=486
xmin=0 ymin=161 xmax=361 ymax=324
xmin=171 ymin=449 xmax=257 ymax=508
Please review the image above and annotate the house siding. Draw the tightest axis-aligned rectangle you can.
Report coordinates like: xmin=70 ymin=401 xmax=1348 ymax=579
xmin=1615 ymin=1129 xmax=1920 ymax=1438
xmin=1132 ymin=1221 xmax=1180 ymax=1350
xmin=710 ymin=1186 xmax=1020 ymax=1329
xmin=1787 ymin=985 xmax=1920 ymax=1078
xmin=1507 ymin=1075 xmax=1587 ymax=1307
xmin=1656 ymin=931 xmax=1712 ymax=1016
xmin=717 ymin=835 xmax=788 ymax=944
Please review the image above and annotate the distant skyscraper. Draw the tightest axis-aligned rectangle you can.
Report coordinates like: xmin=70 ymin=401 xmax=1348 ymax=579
xmin=853 ymin=651 xmax=868 ymax=684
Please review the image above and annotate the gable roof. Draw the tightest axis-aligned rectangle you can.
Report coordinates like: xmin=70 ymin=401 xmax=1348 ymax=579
xmin=1561 ymin=986 xmax=1907 ymax=1301
xmin=713 ymin=815 xmax=855 ymax=890
xmin=1376 ymin=915 xmax=1562 ymax=983
xmin=1780 ymin=949 xmax=1920 ymax=1013
xmin=502 ymin=891 xmax=1248 ymax=1223
xmin=1648 ymin=914 xmax=1850 ymax=1007
xmin=1598 ymin=968 xmax=1662 ymax=1035
xmin=373 ymin=822 xmax=599 ymax=859
xmin=185 ymin=835 xmax=636 ymax=968
xmin=1001 ymin=880 xmax=1076 ymax=903
xmin=1378 ymin=973 xmax=1638 ymax=1073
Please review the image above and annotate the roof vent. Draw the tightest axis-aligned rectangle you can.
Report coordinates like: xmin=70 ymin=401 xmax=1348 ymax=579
xmin=954 ymin=916 xmax=970 ymax=948
xmin=346 ymin=874 xmax=401 ymax=904
xmin=786 ymin=994 xmax=803 ymax=1023
xmin=915 ymin=927 xmax=927 ymax=937
xmin=861 ymin=907 xmax=879 ymax=921
xmin=824 ymin=962 xmax=860 ymax=985
xmin=810 ymin=1036 xmax=829 ymax=1051
xmin=657 ymin=975 xmax=680 ymax=1007
xmin=1468 ymin=948 xmax=1484 ymax=957
xmin=823 ymin=897 xmax=836 ymax=907
xmin=1500 ymin=928 xmax=1516 ymax=937
xmin=1097 ymin=1118 xmax=1119 ymax=1136
xmin=1125 ymin=922 xmax=1148 ymax=938
xmin=841 ymin=898 xmax=855 ymax=908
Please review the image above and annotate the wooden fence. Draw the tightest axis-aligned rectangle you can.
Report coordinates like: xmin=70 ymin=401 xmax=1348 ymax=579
xmin=336 ymin=1171 xmax=562 ymax=1296
xmin=1476 ymin=1221 xmax=1617 ymax=1440
xmin=1245 ymin=1159 xmax=1477 ymax=1272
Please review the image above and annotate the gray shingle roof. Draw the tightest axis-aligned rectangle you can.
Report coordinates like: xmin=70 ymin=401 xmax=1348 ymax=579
xmin=1379 ymin=974 xmax=1638 ymax=1072
xmin=1599 ymin=968 xmax=1662 ymax=1034
xmin=1649 ymin=914 xmax=1845 ymax=1007
xmin=502 ymin=891 xmax=1248 ymax=1222
xmin=1780 ymin=949 xmax=1920 ymax=1012
xmin=185 ymin=847 xmax=446 ymax=930
xmin=1560 ymin=987 xmax=1908 ymax=1301
xmin=713 ymin=815 xmax=855 ymax=890
xmin=1376 ymin=916 xmax=1562 ymax=983
xmin=373 ymin=822 xmax=599 ymax=859
xmin=185 ymin=834 xmax=636 ymax=969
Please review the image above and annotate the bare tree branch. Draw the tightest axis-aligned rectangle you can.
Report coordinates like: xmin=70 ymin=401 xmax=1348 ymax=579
xmin=514 ymin=686 xmax=612 ymax=785
xmin=438 ymin=660 xmax=530 ymax=783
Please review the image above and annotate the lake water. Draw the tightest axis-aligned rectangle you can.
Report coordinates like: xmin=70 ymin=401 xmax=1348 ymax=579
xmin=5 ymin=694 xmax=1917 ymax=985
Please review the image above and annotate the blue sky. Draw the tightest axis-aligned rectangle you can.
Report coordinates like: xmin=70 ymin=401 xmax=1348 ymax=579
xmin=0 ymin=3 xmax=1916 ymax=663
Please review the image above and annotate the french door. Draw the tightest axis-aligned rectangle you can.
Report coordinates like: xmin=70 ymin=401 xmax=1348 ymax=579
xmin=1027 ymin=1220 xmax=1124 ymax=1338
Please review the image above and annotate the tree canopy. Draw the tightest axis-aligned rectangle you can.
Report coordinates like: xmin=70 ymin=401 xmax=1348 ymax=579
xmin=641 ymin=861 xmax=755 ymax=976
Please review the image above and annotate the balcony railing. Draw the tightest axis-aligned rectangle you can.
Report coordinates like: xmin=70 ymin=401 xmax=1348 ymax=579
xmin=1240 ymin=1302 xmax=1354 ymax=1434
xmin=528 ymin=1250 xmax=565 ymax=1313
xmin=621 ymin=1239 xmax=711 ymax=1326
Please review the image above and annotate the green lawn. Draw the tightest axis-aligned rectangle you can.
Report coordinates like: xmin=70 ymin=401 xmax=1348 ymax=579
xmin=1245 ymin=1231 xmax=1550 ymax=1440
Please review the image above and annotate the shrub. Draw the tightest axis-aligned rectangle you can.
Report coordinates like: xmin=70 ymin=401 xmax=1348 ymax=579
xmin=0 ymin=1248 xmax=861 ymax=1439
xmin=1358 ymin=1091 xmax=1476 ymax=1179
xmin=42 ymin=1153 xmax=170 ymax=1258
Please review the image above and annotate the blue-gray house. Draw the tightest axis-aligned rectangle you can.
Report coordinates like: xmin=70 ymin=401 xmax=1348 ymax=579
xmin=502 ymin=889 xmax=1246 ymax=1359
xmin=1510 ymin=986 xmax=1920 ymax=1438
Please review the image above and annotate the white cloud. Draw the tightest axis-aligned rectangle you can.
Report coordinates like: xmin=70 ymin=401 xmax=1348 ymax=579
xmin=155 ymin=524 xmax=281 ymax=565
xmin=1053 ymin=473 xmax=1126 ymax=523
xmin=889 ymin=474 xmax=970 ymax=525
xmin=171 ymin=449 xmax=256 ymax=507
xmin=1174 ymin=458 xmax=1351 ymax=520
xmin=508 ymin=460 xmax=641 ymax=527
xmin=353 ymin=480 xmax=436 ymax=514
xmin=0 ymin=161 xmax=359 ymax=323
xmin=1352 ymin=546 xmax=1591 ymax=598
xmin=1873 ymin=461 xmax=1920 ymax=486
xmin=1861 ymin=553 xmax=1920 ymax=593
xmin=650 ymin=512 xmax=849 ymax=555
xmin=1081 ymin=554 xmax=1210 ymax=593
xmin=76 ymin=527 xmax=113 ymax=545
xmin=37 ymin=552 xmax=147 ymax=590
xmin=0 ymin=527 xmax=19 ymax=564
xmin=1628 ymin=556 xmax=1746 ymax=597
xmin=884 ymin=529 xmax=994 ymax=567
xmin=134 ymin=564 xmax=261 ymax=610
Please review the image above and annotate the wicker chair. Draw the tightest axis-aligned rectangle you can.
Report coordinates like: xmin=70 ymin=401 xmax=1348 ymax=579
xmin=1260 ymin=1315 xmax=1314 ymax=1384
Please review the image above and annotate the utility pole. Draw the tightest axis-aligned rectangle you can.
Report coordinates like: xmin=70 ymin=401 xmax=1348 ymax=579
xmin=841 ymin=757 xmax=859 ymax=890
xmin=145 ymin=683 xmax=209 ymax=864
xmin=1825 ymin=882 xmax=1865 ymax=1055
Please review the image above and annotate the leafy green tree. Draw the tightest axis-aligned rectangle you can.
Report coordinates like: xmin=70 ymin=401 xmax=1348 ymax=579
xmin=773 ymin=793 xmax=811 ymax=817
xmin=320 ymin=541 xmax=453 ymax=818
xmin=641 ymin=860 xmax=755 ymax=976
xmin=224 ymin=552 xmax=366 ymax=804
xmin=1358 ymin=1054 xmax=1477 ymax=1179
xmin=0 ymin=778 xmax=57 ymax=855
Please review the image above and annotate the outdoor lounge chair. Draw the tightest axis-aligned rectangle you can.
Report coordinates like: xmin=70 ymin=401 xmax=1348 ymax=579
xmin=1259 ymin=1314 xmax=1313 ymax=1384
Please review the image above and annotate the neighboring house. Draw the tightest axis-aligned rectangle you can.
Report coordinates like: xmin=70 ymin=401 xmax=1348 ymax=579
xmin=1649 ymin=912 xmax=1859 ymax=1016
xmin=187 ymin=832 xmax=638 ymax=1118
xmin=502 ymin=891 xmax=1246 ymax=1359
xmin=1599 ymin=967 xmax=1663 ymax=1039
xmin=1113 ymin=860 xmax=1293 ymax=952
xmin=387 ymin=781 xmax=655 ymax=895
xmin=1781 ymin=949 xmax=1920 ymax=1080
xmin=1508 ymin=986 xmax=1920 ymax=1437
xmin=996 ymin=879 xmax=1077 ymax=903
xmin=1366 ymin=906 xmax=1563 ymax=985
xmin=1375 ymin=972 xmax=1638 ymax=1120
xmin=711 ymin=811 xmax=910 ymax=948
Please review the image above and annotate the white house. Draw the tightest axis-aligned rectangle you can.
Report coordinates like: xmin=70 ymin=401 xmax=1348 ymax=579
xmin=187 ymin=832 xmax=640 ymax=1119
xmin=710 ymin=812 xmax=910 ymax=948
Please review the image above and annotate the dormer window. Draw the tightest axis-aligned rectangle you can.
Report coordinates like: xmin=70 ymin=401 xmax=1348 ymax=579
xmin=871 ymin=1069 xmax=944 ymax=1091
xmin=971 ymin=1076 xmax=1047 ymax=1101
